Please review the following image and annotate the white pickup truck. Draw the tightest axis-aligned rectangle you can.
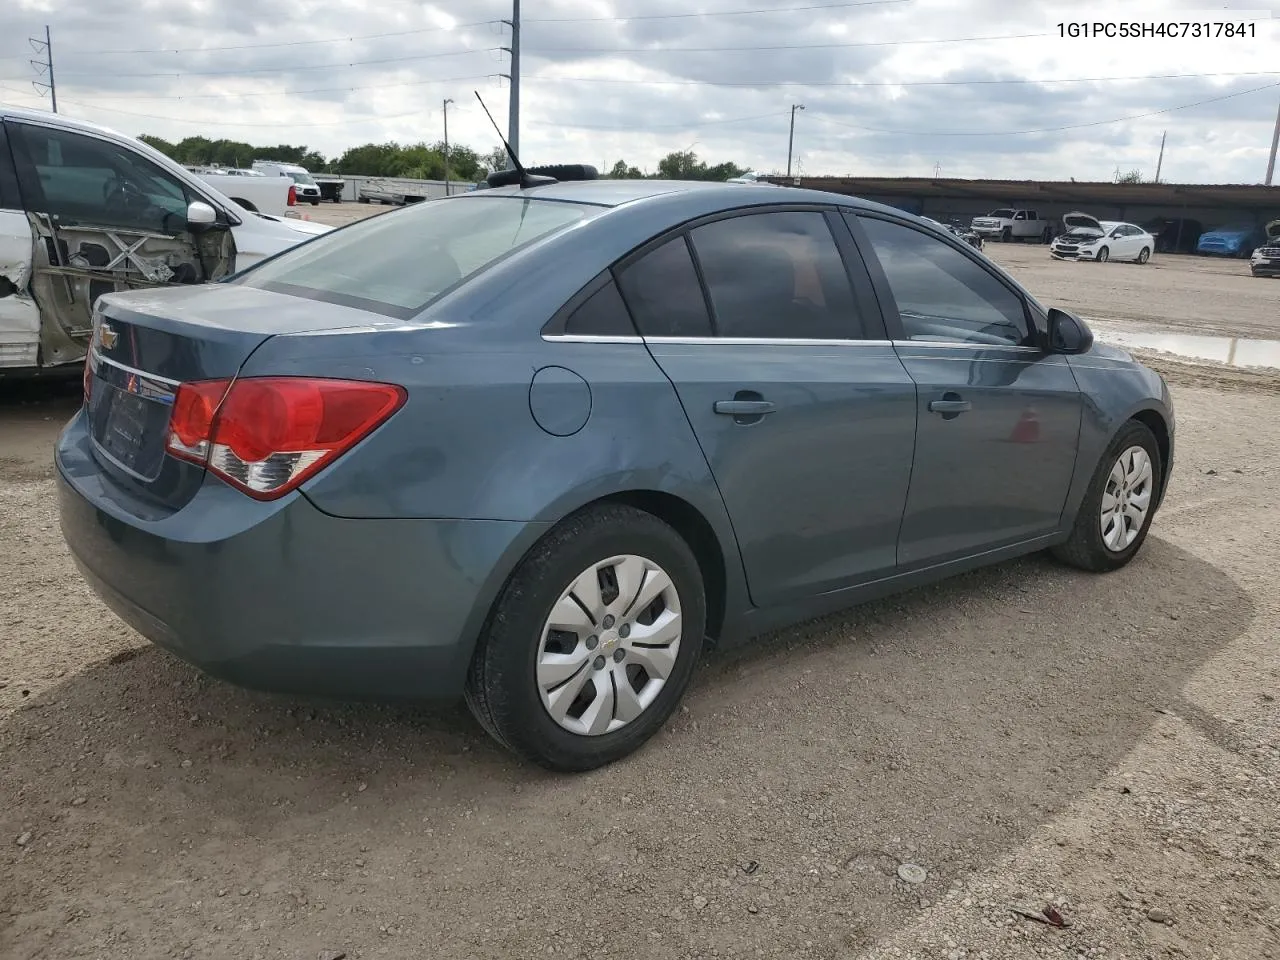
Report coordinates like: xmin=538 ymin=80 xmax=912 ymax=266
xmin=1 ymin=107 xmax=330 ymax=375
xmin=969 ymin=208 xmax=1054 ymax=243
xmin=186 ymin=166 xmax=297 ymax=216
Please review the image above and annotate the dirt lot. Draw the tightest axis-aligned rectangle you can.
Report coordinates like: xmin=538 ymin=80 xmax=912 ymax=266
xmin=2 ymin=216 xmax=1279 ymax=960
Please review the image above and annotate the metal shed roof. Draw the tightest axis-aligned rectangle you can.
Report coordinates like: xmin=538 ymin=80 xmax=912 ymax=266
xmin=770 ymin=176 xmax=1280 ymax=210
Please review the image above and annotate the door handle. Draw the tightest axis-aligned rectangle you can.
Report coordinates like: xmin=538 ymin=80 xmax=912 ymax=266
xmin=928 ymin=395 xmax=972 ymax=416
xmin=714 ymin=400 xmax=776 ymax=416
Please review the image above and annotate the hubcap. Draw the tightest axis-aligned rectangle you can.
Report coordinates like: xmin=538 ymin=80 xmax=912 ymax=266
xmin=1100 ymin=445 xmax=1153 ymax=552
xmin=536 ymin=554 xmax=682 ymax=736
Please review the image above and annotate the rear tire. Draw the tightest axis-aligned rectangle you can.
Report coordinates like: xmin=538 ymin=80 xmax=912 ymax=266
xmin=1051 ymin=420 xmax=1162 ymax=573
xmin=465 ymin=504 xmax=706 ymax=772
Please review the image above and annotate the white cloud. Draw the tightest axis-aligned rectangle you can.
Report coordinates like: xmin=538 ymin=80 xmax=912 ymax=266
xmin=1 ymin=0 xmax=1277 ymax=181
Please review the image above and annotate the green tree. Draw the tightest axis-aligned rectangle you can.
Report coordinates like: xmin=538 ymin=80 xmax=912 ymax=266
xmin=483 ymin=146 xmax=510 ymax=176
xmin=608 ymin=159 xmax=645 ymax=179
xmin=654 ymin=151 xmax=745 ymax=181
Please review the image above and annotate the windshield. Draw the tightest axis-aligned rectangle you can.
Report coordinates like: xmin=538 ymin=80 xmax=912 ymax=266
xmin=287 ymin=171 xmax=317 ymax=185
xmin=988 ymin=209 xmax=1015 ymax=218
xmin=239 ymin=196 xmax=596 ymax=317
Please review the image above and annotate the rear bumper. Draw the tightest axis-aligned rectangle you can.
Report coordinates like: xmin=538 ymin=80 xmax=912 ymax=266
xmin=55 ymin=409 xmax=548 ymax=700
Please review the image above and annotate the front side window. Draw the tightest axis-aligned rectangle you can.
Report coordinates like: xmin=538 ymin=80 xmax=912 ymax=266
xmin=689 ymin=211 xmax=863 ymax=340
xmin=240 ymin=196 xmax=595 ymax=317
xmin=10 ymin=123 xmax=192 ymax=233
xmin=855 ymin=215 xmax=1029 ymax=347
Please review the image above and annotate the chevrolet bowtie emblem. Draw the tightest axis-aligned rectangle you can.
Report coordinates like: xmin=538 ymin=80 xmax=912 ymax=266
xmin=98 ymin=322 xmax=118 ymax=351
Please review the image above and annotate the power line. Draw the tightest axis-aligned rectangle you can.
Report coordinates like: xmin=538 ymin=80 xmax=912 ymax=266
xmin=522 ymin=70 xmax=1280 ymax=90
xmin=809 ymin=79 xmax=1280 ymax=136
xmin=0 ymin=73 xmax=507 ymax=102
xmin=49 ymin=97 xmax=431 ymax=128
xmin=524 ymin=0 xmax=910 ymax=22
xmin=4 ymin=69 xmax=1276 ymax=103
xmin=0 ymin=0 xmax=910 ymax=60
xmin=531 ymin=111 xmax=791 ymax=131
xmin=525 ymin=31 xmax=1048 ymax=55
xmin=34 ymin=47 xmax=501 ymax=80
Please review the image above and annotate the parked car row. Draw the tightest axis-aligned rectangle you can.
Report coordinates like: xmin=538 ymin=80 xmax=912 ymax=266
xmin=0 ymin=107 xmax=331 ymax=375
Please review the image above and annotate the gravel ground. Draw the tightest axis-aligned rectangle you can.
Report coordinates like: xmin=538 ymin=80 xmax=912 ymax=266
xmin=2 ymin=217 xmax=1279 ymax=960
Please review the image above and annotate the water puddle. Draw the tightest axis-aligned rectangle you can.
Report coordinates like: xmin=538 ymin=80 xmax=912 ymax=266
xmin=1089 ymin=323 xmax=1280 ymax=372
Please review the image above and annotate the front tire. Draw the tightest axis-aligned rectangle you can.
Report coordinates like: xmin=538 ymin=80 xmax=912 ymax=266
xmin=1096 ymin=246 xmax=1110 ymax=263
xmin=465 ymin=504 xmax=706 ymax=772
xmin=1137 ymin=247 xmax=1150 ymax=264
xmin=1051 ymin=421 xmax=1162 ymax=572
xmin=1001 ymin=227 xmax=1012 ymax=242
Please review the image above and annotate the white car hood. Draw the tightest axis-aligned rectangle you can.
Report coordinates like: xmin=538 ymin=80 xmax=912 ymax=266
xmin=1061 ymin=211 xmax=1104 ymax=236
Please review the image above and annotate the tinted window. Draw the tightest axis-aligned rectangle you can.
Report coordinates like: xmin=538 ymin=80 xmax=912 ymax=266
xmin=10 ymin=123 xmax=192 ymax=233
xmin=241 ymin=196 xmax=593 ymax=317
xmin=856 ymin=216 xmax=1029 ymax=346
xmin=615 ymin=236 xmax=713 ymax=338
xmin=563 ymin=278 xmax=636 ymax=336
xmin=0 ymin=125 xmax=20 ymax=210
xmin=690 ymin=211 xmax=862 ymax=340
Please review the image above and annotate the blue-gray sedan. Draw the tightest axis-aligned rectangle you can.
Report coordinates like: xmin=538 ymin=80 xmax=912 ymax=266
xmin=56 ymin=178 xmax=1174 ymax=771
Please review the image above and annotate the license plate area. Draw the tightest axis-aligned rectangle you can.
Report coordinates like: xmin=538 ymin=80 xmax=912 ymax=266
xmin=88 ymin=363 xmax=177 ymax=482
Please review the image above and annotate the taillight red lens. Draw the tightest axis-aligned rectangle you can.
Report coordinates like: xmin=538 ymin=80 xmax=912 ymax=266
xmin=167 ymin=379 xmax=231 ymax=464
xmin=287 ymin=185 xmax=297 ymax=206
xmin=164 ymin=377 xmax=405 ymax=500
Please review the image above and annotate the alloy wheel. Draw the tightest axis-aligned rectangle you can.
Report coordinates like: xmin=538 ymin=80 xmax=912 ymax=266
xmin=536 ymin=555 xmax=683 ymax=736
xmin=1100 ymin=445 xmax=1153 ymax=552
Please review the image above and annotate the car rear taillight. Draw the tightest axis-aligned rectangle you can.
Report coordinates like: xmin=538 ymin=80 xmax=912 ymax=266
xmin=164 ymin=377 xmax=405 ymax=500
xmin=287 ymin=185 xmax=296 ymax=206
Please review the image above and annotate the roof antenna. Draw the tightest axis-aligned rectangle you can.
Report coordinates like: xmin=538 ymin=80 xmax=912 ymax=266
xmin=474 ymin=90 xmax=554 ymax=189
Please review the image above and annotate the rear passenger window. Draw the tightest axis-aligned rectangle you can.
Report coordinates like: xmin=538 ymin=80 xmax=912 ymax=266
xmin=563 ymin=278 xmax=637 ymax=337
xmin=689 ymin=211 xmax=862 ymax=340
xmin=615 ymin=236 xmax=713 ymax=338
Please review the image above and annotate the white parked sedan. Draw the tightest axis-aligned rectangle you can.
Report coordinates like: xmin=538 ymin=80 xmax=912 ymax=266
xmin=1050 ymin=213 xmax=1154 ymax=264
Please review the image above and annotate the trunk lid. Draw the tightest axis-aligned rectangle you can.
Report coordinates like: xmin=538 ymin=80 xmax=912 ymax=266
xmin=85 ymin=283 xmax=385 ymax=510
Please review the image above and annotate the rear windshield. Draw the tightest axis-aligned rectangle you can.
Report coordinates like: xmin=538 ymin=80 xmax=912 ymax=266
xmin=238 ymin=196 xmax=595 ymax=317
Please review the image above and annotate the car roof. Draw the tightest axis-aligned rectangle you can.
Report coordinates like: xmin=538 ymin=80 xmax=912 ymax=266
xmin=1 ymin=105 xmax=138 ymax=142
xmin=474 ymin=178 xmax=869 ymax=210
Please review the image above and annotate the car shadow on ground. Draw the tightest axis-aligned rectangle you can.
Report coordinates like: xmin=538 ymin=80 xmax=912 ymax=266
xmin=0 ymin=536 xmax=1253 ymax=959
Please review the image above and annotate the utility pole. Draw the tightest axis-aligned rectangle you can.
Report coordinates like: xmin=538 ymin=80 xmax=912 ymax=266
xmin=1154 ymin=130 xmax=1166 ymax=184
xmin=500 ymin=0 xmax=521 ymax=169
xmin=1266 ymin=96 xmax=1280 ymax=187
xmin=29 ymin=25 xmax=57 ymax=113
xmin=786 ymin=103 xmax=804 ymax=180
xmin=442 ymin=98 xmax=454 ymax=195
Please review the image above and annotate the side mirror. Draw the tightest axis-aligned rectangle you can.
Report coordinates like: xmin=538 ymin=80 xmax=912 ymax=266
xmin=186 ymin=200 xmax=218 ymax=233
xmin=1047 ymin=308 xmax=1094 ymax=354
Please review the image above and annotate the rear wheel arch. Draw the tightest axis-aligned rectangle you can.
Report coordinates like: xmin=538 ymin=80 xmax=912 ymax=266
xmin=596 ymin=490 xmax=728 ymax=647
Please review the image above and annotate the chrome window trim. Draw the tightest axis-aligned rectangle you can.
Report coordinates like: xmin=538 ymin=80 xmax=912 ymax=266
xmin=645 ymin=337 xmax=894 ymax=347
xmin=541 ymin=334 xmax=644 ymax=344
xmin=89 ymin=348 xmax=183 ymax=389
xmin=890 ymin=339 xmax=1041 ymax=353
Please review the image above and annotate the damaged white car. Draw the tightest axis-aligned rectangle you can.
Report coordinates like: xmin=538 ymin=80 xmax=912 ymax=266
xmin=1049 ymin=212 xmax=1154 ymax=264
xmin=0 ymin=107 xmax=331 ymax=375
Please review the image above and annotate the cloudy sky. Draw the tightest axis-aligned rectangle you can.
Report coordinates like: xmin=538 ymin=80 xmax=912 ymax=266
xmin=1 ymin=0 xmax=1278 ymax=182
